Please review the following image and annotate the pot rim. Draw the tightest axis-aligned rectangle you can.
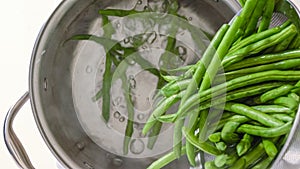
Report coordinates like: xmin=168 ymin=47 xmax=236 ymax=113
xmin=29 ymin=0 xmax=85 ymax=168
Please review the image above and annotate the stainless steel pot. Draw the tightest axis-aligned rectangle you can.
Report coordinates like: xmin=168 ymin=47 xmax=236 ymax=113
xmin=3 ymin=0 xmax=300 ymax=169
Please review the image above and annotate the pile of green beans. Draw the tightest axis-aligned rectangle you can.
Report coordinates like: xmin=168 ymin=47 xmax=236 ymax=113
xmin=144 ymin=0 xmax=300 ymax=168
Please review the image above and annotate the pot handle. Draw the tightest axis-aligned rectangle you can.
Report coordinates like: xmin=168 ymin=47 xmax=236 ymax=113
xmin=3 ymin=92 xmax=35 ymax=169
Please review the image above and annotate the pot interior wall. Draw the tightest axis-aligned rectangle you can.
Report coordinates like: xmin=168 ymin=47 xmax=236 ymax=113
xmin=30 ymin=0 xmax=238 ymax=168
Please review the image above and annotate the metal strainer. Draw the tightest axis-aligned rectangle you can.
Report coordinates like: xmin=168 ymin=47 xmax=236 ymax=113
xmin=200 ymin=0 xmax=300 ymax=168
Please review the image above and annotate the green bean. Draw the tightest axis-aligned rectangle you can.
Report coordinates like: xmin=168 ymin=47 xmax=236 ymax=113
xmin=199 ymin=109 xmax=225 ymax=141
xmin=214 ymin=115 xmax=250 ymax=131
xmin=188 ymin=19 xmax=243 ymax=146
xmin=229 ymin=25 xmax=282 ymax=53
xmin=274 ymin=97 xmax=299 ymax=111
xmin=251 ymin=156 xmax=274 ymax=169
xmin=225 ymin=102 xmax=284 ymax=127
xmin=122 ymin=75 xmax=135 ymax=155
xmin=222 ymin=24 xmax=298 ymax=67
xmin=99 ymin=9 xmax=141 ymax=17
xmin=292 ymin=87 xmax=300 ymax=95
xmin=229 ymin=142 xmax=267 ymax=169
xmin=289 ymin=34 xmax=300 ymax=49
xmin=147 ymin=121 xmax=163 ymax=149
xmin=244 ymin=0 xmax=267 ymax=37
xmin=262 ymin=139 xmax=278 ymax=158
xmin=237 ymin=121 xmax=292 ymax=137
xmin=185 ymin=82 xmax=282 ymax=119
xmin=160 ymin=75 xmax=179 ymax=83
xmin=185 ymin=108 xmax=202 ymax=166
xmin=69 ymin=35 xmax=119 ymax=51
xmin=174 ymin=24 xmax=230 ymax=158
xmin=271 ymin=114 xmax=294 ymax=122
xmin=161 ymin=79 xmax=190 ymax=97
xmin=236 ymin=134 xmax=253 ymax=156
xmin=199 ymin=17 xmax=243 ymax=92
xmin=101 ymin=15 xmax=115 ymax=122
xmin=221 ymin=111 xmax=235 ymax=119
xmin=239 ymin=0 xmax=259 ymax=31
xmin=180 ymin=24 xmax=229 ymax=104
xmin=225 ymin=49 xmax=300 ymax=71
xmin=252 ymin=105 xmax=294 ymax=114
xmin=232 ymin=29 xmax=244 ymax=45
xmin=146 ymin=146 xmax=187 ymax=169
xmin=205 ymin=161 xmax=220 ymax=169
xmin=142 ymin=91 xmax=183 ymax=135
xmin=260 ymin=84 xmax=295 ymax=103
xmin=224 ymin=59 xmax=300 ymax=78
xmin=288 ymin=93 xmax=300 ymax=103
xmin=273 ymin=33 xmax=296 ymax=52
xmin=238 ymin=0 xmax=246 ymax=7
xmin=182 ymin=127 xmax=222 ymax=156
xmin=296 ymin=80 xmax=300 ymax=87
xmin=214 ymin=154 xmax=230 ymax=168
xmin=221 ymin=121 xmax=241 ymax=144
xmin=165 ymin=65 xmax=193 ymax=74
xmin=226 ymin=153 xmax=240 ymax=166
xmin=198 ymin=109 xmax=209 ymax=140
xmin=177 ymin=71 xmax=296 ymax=119
xmin=258 ymin=0 xmax=275 ymax=32
xmin=92 ymin=89 xmax=103 ymax=101
xmin=102 ymin=53 xmax=112 ymax=122
xmin=155 ymin=114 xmax=177 ymax=123
xmin=215 ymin=142 xmax=227 ymax=152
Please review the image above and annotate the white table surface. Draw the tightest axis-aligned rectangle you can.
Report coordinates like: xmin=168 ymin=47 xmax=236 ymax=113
xmin=0 ymin=0 xmax=61 ymax=168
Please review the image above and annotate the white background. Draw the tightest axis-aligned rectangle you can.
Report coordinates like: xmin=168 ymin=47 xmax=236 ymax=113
xmin=0 ymin=0 xmax=62 ymax=168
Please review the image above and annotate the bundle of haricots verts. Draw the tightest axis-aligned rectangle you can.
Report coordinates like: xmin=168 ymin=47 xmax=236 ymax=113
xmin=143 ymin=0 xmax=300 ymax=169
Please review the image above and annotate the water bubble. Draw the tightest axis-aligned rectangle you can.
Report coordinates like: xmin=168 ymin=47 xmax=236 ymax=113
xmin=86 ymin=66 xmax=93 ymax=73
xmin=188 ymin=17 xmax=193 ymax=21
xmin=137 ymin=0 xmax=142 ymax=5
xmin=113 ymin=111 xmax=121 ymax=119
xmin=112 ymin=158 xmax=123 ymax=167
xmin=76 ymin=141 xmax=85 ymax=150
xmin=124 ymin=37 xmax=131 ymax=44
xmin=41 ymin=50 xmax=46 ymax=56
xmin=106 ymin=123 xmax=113 ymax=129
xmin=130 ymin=139 xmax=145 ymax=154
xmin=116 ymin=22 xmax=121 ymax=28
xmin=129 ymin=75 xmax=137 ymax=89
xmin=177 ymin=46 xmax=187 ymax=56
xmin=43 ymin=78 xmax=48 ymax=91
xmin=126 ymin=57 xmax=136 ymax=65
xmin=119 ymin=116 xmax=125 ymax=122
xmin=137 ymin=114 xmax=145 ymax=121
